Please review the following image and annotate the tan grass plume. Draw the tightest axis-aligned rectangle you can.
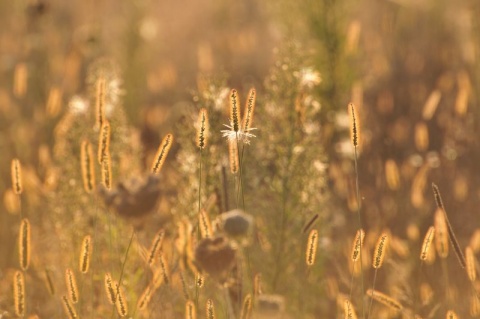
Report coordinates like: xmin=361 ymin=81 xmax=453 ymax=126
xmin=373 ymin=233 xmax=389 ymax=269
xmin=11 ymin=158 xmax=23 ymax=195
xmin=137 ymin=285 xmax=153 ymax=310
xmin=420 ymin=226 xmax=435 ymax=261
xmin=18 ymin=218 xmax=31 ymax=271
xmin=79 ymin=235 xmax=92 ymax=274
xmin=65 ymin=268 xmax=79 ymax=304
xmin=466 ymin=246 xmax=476 ymax=282
xmin=147 ymin=229 xmax=165 ymax=266
xmin=196 ymin=272 xmax=204 ymax=288
xmin=240 ymin=294 xmax=252 ymax=319
xmin=97 ymin=120 xmax=111 ymax=164
xmin=104 ymin=272 xmax=116 ymax=304
xmin=62 ymin=295 xmax=78 ymax=319
xmin=348 ymin=103 xmax=359 ymax=147
xmin=186 ymin=300 xmax=196 ymax=319
xmin=13 ymin=270 xmax=25 ymax=317
xmin=366 ymin=289 xmax=403 ymax=311
xmin=197 ymin=108 xmax=209 ymax=149
xmin=101 ymin=153 xmax=112 ymax=190
xmin=435 ymin=209 xmax=449 ymax=258
xmin=95 ymin=76 xmax=106 ymax=128
xmin=151 ymin=133 xmax=173 ymax=174
xmin=351 ymin=229 xmax=365 ymax=263
xmin=46 ymin=87 xmax=62 ymax=117
xmin=344 ymin=299 xmax=358 ymax=319
xmin=206 ymin=299 xmax=216 ymax=319
xmin=115 ymin=282 xmax=128 ymax=317
xmin=242 ymin=88 xmax=256 ymax=133
xmin=198 ymin=209 xmax=213 ymax=239
xmin=306 ymin=229 xmax=318 ymax=266
xmin=81 ymin=140 xmax=95 ymax=193
xmin=230 ymin=89 xmax=241 ymax=132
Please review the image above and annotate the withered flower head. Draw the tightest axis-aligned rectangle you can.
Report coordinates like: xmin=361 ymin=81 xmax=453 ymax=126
xmin=194 ymin=236 xmax=236 ymax=277
xmin=219 ymin=209 xmax=254 ymax=238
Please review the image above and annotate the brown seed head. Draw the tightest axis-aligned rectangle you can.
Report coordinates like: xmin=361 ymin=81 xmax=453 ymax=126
xmin=230 ymin=89 xmax=240 ymax=132
xmin=420 ymin=226 xmax=435 ymax=261
xmin=197 ymin=108 xmax=209 ymax=149
xmin=306 ymin=229 xmax=318 ymax=266
xmin=151 ymin=133 xmax=173 ymax=174
xmin=351 ymin=229 xmax=365 ymax=262
xmin=13 ymin=271 xmax=25 ymax=317
xmin=242 ymin=88 xmax=256 ymax=133
xmin=373 ymin=233 xmax=389 ymax=269
xmin=81 ymin=140 xmax=95 ymax=193
xmin=11 ymin=159 xmax=23 ymax=195
xmin=79 ymin=235 xmax=92 ymax=274
xmin=65 ymin=268 xmax=79 ymax=304
xmin=19 ymin=218 xmax=31 ymax=271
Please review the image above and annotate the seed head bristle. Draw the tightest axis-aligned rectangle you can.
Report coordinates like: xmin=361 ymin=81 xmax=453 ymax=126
xmin=97 ymin=121 xmax=111 ymax=164
xmin=230 ymin=89 xmax=240 ymax=132
xmin=19 ymin=218 xmax=31 ymax=271
xmin=104 ymin=272 xmax=116 ymax=304
xmin=348 ymin=103 xmax=359 ymax=147
xmin=65 ymin=268 xmax=79 ymax=304
xmin=186 ymin=300 xmax=197 ymax=319
xmin=199 ymin=209 xmax=213 ymax=239
xmin=306 ymin=229 xmax=318 ymax=266
xmin=101 ymin=152 xmax=112 ymax=190
xmin=240 ymin=294 xmax=252 ymax=319
xmin=197 ymin=108 xmax=209 ymax=149
xmin=228 ymin=139 xmax=239 ymax=174
xmin=115 ymin=282 xmax=128 ymax=317
xmin=420 ymin=226 xmax=435 ymax=261
xmin=11 ymin=158 xmax=23 ymax=195
xmin=344 ymin=299 xmax=358 ymax=319
xmin=373 ymin=233 xmax=389 ymax=269
xmin=367 ymin=289 xmax=403 ymax=311
xmin=81 ymin=140 xmax=95 ymax=193
xmin=431 ymin=183 xmax=466 ymax=268
xmin=151 ymin=133 xmax=173 ymax=174
xmin=147 ymin=229 xmax=165 ymax=266
xmin=206 ymin=299 xmax=216 ymax=319
xmin=466 ymin=246 xmax=476 ymax=282
xmin=242 ymin=88 xmax=256 ymax=133
xmin=95 ymin=76 xmax=106 ymax=128
xmin=79 ymin=235 xmax=92 ymax=274
xmin=13 ymin=270 xmax=25 ymax=317
xmin=351 ymin=229 xmax=365 ymax=262
xmin=61 ymin=295 xmax=78 ymax=319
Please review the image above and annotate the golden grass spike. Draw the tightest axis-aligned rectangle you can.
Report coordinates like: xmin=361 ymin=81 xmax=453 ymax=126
xmin=95 ymin=76 xmax=106 ymax=128
xmin=240 ymin=294 xmax=252 ymax=319
xmin=435 ymin=209 xmax=449 ymax=258
xmin=101 ymin=152 xmax=112 ymax=190
xmin=344 ymin=299 xmax=358 ymax=319
xmin=466 ymin=246 xmax=476 ymax=282
xmin=179 ymin=271 xmax=190 ymax=300
xmin=306 ymin=229 xmax=318 ymax=266
xmin=81 ymin=140 xmax=95 ymax=193
xmin=158 ymin=253 xmax=170 ymax=284
xmin=115 ymin=282 xmax=128 ymax=317
xmin=65 ymin=268 xmax=79 ymax=304
xmin=97 ymin=120 xmax=111 ymax=164
xmin=351 ymin=229 xmax=365 ymax=262
xmin=147 ymin=229 xmax=165 ymax=266
xmin=104 ymin=272 xmax=116 ymax=304
xmin=44 ymin=269 xmax=55 ymax=295
xmin=446 ymin=310 xmax=458 ymax=319
xmin=79 ymin=235 xmax=92 ymax=274
xmin=242 ymin=88 xmax=256 ymax=133
xmin=228 ymin=139 xmax=239 ymax=174
xmin=46 ymin=87 xmax=63 ymax=117
xmin=61 ymin=295 xmax=78 ymax=319
xmin=185 ymin=300 xmax=197 ymax=319
xmin=432 ymin=183 xmax=466 ymax=268
xmin=195 ymin=272 xmax=204 ymax=288
xmin=13 ymin=270 xmax=25 ymax=317
xmin=471 ymin=293 xmax=480 ymax=317
xmin=348 ymin=103 xmax=359 ymax=147
xmin=137 ymin=285 xmax=153 ymax=310
xmin=420 ymin=226 xmax=435 ymax=261
xmin=198 ymin=209 xmax=213 ymax=239
xmin=372 ymin=233 xmax=389 ymax=269
xmin=206 ymin=299 xmax=216 ymax=319
xmin=366 ymin=289 xmax=403 ymax=311
xmin=19 ymin=218 xmax=31 ymax=271
xmin=11 ymin=158 xmax=23 ymax=195
xmin=13 ymin=62 xmax=28 ymax=98
xmin=197 ymin=108 xmax=209 ymax=149
xmin=151 ymin=133 xmax=173 ymax=174
xmin=230 ymin=89 xmax=240 ymax=132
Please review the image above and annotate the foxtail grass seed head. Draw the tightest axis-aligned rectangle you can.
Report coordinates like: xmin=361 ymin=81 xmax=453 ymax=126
xmin=446 ymin=310 xmax=458 ymax=319
xmin=351 ymin=229 xmax=365 ymax=262
xmin=151 ymin=133 xmax=173 ymax=174
xmin=159 ymin=253 xmax=170 ymax=284
xmin=62 ymin=295 xmax=78 ymax=319
xmin=11 ymin=158 xmax=23 ymax=195
xmin=420 ymin=226 xmax=435 ymax=261
xmin=186 ymin=300 xmax=196 ymax=319
xmin=81 ymin=140 xmax=95 ymax=193
xmin=242 ymin=88 xmax=256 ymax=133
xmin=14 ymin=62 xmax=28 ymax=98
xmin=13 ymin=270 xmax=25 ymax=317
xmin=101 ymin=152 xmax=112 ymax=189
xmin=147 ymin=229 xmax=165 ymax=266
xmin=115 ymin=282 xmax=128 ymax=317
xmin=230 ymin=89 xmax=240 ymax=132
xmin=344 ymin=299 xmax=358 ymax=319
xmin=228 ymin=139 xmax=239 ymax=174
xmin=19 ymin=218 xmax=31 ymax=271
xmin=199 ymin=209 xmax=213 ymax=239
xmin=104 ymin=273 xmax=116 ymax=304
xmin=197 ymin=108 xmax=209 ymax=149
xmin=306 ymin=229 xmax=318 ymax=266
xmin=435 ymin=209 xmax=449 ymax=258
xmin=79 ymin=235 xmax=92 ymax=274
xmin=137 ymin=285 xmax=153 ymax=310
xmin=348 ymin=103 xmax=359 ymax=147
xmin=373 ymin=233 xmax=389 ymax=269
xmin=206 ymin=299 xmax=216 ymax=319
xmin=97 ymin=120 xmax=111 ymax=164
xmin=65 ymin=268 xmax=79 ymax=304
xmin=367 ymin=289 xmax=403 ymax=311
xmin=196 ymin=272 xmax=204 ymax=288
xmin=466 ymin=246 xmax=476 ymax=282
xmin=95 ymin=76 xmax=106 ymax=128
xmin=241 ymin=294 xmax=253 ymax=319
